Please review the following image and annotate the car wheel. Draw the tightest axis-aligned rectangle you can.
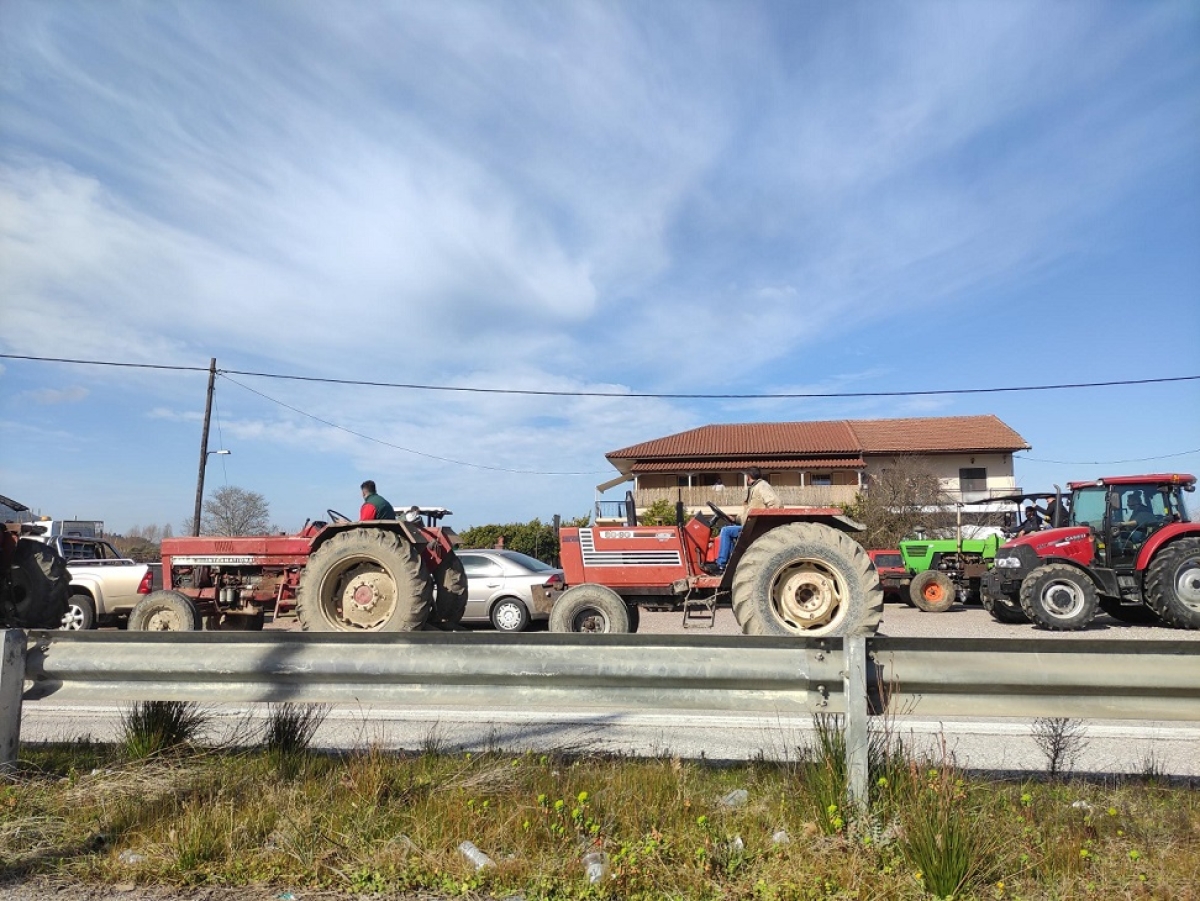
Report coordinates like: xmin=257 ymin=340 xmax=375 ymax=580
xmin=61 ymin=592 xmax=97 ymax=630
xmin=1144 ymin=537 xmax=1200 ymax=629
xmin=490 ymin=597 xmax=531 ymax=632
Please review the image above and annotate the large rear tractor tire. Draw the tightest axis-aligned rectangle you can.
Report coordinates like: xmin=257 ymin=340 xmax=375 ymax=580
xmin=909 ymin=570 xmax=955 ymax=613
xmin=128 ymin=590 xmax=201 ymax=631
xmin=549 ymin=584 xmax=632 ymax=634
xmin=982 ymin=591 xmax=1029 ymax=624
xmin=297 ymin=528 xmax=433 ymax=632
xmin=1144 ymin=537 xmax=1200 ymax=630
xmin=1019 ymin=563 xmax=1098 ymax=631
xmin=1098 ymin=596 xmax=1161 ymax=625
xmin=730 ymin=523 xmax=882 ymax=637
xmin=431 ymin=551 xmax=468 ymax=626
xmin=61 ymin=593 xmax=97 ymax=630
xmin=6 ymin=539 xmax=70 ymax=629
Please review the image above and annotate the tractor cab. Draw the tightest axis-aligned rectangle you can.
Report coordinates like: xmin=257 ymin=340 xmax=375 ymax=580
xmin=1066 ymin=476 xmax=1193 ymax=571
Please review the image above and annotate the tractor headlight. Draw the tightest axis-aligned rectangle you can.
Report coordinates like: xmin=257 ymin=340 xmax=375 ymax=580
xmin=994 ymin=556 xmax=1022 ymax=569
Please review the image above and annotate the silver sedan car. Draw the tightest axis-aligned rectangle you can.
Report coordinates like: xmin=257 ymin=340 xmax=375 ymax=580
xmin=457 ymin=549 xmax=565 ymax=632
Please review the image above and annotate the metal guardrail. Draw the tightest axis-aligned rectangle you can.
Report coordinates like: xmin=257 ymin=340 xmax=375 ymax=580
xmin=4 ymin=630 xmax=1200 ymax=799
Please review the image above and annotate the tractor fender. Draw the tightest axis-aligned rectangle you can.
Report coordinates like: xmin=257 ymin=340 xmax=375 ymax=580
xmin=309 ymin=520 xmax=427 ymax=554
xmin=1135 ymin=522 xmax=1200 ymax=572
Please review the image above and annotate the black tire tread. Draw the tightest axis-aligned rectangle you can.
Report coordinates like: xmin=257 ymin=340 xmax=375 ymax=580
xmin=297 ymin=528 xmax=432 ymax=632
xmin=1018 ymin=563 xmax=1098 ymax=631
xmin=729 ymin=523 xmax=882 ymax=637
xmin=1144 ymin=537 xmax=1200 ymax=630
xmin=549 ymin=583 xmax=631 ymax=633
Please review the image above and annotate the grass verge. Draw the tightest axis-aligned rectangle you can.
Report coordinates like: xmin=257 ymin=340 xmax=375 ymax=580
xmin=0 ymin=726 xmax=1195 ymax=900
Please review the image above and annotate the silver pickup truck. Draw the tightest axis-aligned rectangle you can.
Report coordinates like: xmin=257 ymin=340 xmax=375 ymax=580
xmin=26 ymin=534 xmax=153 ymax=629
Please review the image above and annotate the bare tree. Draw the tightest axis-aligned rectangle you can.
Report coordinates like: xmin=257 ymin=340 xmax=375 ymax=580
xmin=197 ymin=486 xmax=275 ymax=536
xmin=843 ymin=456 xmax=958 ymax=548
xmin=1032 ymin=717 xmax=1089 ymax=778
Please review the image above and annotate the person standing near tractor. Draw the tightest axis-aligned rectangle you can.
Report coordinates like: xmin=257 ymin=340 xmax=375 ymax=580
xmin=714 ymin=467 xmax=780 ymax=570
xmin=359 ymin=480 xmax=396 ymax=520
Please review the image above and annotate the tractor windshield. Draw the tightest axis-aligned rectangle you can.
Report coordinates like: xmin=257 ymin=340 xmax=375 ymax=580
xmin=1069 ymin=487 xmax=1107 ymax=529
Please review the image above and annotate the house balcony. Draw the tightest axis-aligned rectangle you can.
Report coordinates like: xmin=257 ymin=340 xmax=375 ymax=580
xmin=596 ymin=485 xmax=862 ymax=521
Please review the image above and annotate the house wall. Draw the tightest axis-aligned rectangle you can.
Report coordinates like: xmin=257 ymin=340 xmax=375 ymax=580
xmin=862 ymin=452 xmax=1019 ymax=500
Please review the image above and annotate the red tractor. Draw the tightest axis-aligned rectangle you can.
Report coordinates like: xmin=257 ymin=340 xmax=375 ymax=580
xmin=981 ymin=474 xmax=1200 ymax=630
xmin=554 ymin=501 xmax=882 ymax=637
xmin=130 ymin=507 xmax=466 ymax=632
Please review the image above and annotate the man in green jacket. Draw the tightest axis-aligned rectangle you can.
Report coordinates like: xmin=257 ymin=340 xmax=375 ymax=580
xmin=359 ymin=480 xmax=396 ymax=520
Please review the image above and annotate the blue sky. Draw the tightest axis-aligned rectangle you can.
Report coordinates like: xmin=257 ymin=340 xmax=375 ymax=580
xmin=2 ymin=0 xmax=1198 ymax=534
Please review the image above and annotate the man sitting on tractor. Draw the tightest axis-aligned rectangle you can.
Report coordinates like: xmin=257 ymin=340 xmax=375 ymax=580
xmin=713 ymin=467 xmax=780 ymax=571
xmin=359 ymin=480 xmax=396 ymax=521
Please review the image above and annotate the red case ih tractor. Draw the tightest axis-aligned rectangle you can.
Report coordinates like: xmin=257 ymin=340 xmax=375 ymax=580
xmin=981 ymin=474 xmax=1200 ymax=631
xmin=1 ymin=494 xmax=69 ymax=630
xmin=554 ymin=501 xmax=882 ymax=637
xmin=129 ymin=507 xmax=466 ymax=632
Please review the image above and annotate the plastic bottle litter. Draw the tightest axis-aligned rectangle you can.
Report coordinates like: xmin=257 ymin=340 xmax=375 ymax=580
xmin=458 ymin=840 xmax=494 ymax=871
xmin=719 ymin=788 xmax=749 ymax=808
xmin=117 ymin=850 xmax=146 ymax=865
xmin=582 ymin=851 xmax=610 ymax=883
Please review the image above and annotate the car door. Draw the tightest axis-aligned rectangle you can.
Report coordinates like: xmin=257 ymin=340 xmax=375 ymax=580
xmin=458 ymin=553 xmax=506 ymax=621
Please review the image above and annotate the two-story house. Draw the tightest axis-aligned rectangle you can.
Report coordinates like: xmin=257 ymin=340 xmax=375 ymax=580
xmin=598 ymin=414 xmax=1030 ymax=518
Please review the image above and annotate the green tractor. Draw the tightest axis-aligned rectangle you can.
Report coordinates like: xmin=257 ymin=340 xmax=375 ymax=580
xmin=898 ymin=492 xmax=1058 ymax=613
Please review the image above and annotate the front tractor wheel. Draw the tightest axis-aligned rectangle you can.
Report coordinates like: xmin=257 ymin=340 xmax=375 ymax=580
xmin=549 ymin=584 xmax=631 ymax=634
xmin=730 ymin=523 xmax=883 ymax=637
xmin=909 ymin=570 xmax=955 ymax=613
xmin=1019 ymin=563 xmax=1098 ymax=631
xmin=297 ymin=528 xmax=433 ymax=632
xmin=1144 ymin=537 xmax=1200 ymax=630
xmin=128 ymin=590 xmax=200 ymax=631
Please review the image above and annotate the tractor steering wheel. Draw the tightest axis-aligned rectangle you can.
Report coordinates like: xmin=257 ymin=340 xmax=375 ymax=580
xmin=707 ymin=501 xmax=737 ymax=526
xmin=327 ymin=509 xmax=352 ymax=524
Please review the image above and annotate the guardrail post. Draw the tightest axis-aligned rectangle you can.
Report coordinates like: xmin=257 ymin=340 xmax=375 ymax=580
xmin=0 ymin=630 xmax=26 ymax=768
xmin=843 ymin=634 xmax=868 ymax=810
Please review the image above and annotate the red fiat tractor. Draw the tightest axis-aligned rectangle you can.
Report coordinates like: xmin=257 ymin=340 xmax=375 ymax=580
xmin=981 ymin=474 xmax=1199 ymax=630
xmin=554 ymin=501 xmax=883 ymax=637
xmin=130 ymin=507 xmax=466 ymax=632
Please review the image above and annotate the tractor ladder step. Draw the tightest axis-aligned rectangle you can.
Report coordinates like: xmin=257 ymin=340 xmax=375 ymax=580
xmin=682 ymin=595 xmax=717 ymax=629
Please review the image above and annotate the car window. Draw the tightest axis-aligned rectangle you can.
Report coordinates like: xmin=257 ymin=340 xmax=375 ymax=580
xmin=873 ymin=553 xmax=903 ymax=568
xmin=459 ymin=555 xmax=504 ymax=578
xmin=498 ymin=551 xmax=555 ymax=572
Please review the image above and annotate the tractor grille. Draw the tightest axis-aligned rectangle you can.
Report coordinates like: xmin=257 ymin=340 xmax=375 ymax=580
xmin=580 ymin=529 xmax=683 ymax=567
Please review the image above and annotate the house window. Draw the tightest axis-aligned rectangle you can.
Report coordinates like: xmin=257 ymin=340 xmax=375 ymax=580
xmin=810 ymin=474 xmax=832 ymax=487
xmin=959 ymin=467 xmax=987 ymax=500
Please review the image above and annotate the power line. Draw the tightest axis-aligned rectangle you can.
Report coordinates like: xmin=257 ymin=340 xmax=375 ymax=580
xmin=219 ymin=374 xmax=609 ymax=476
xmin=1015 ymin=448 xmax=1200 ymax=466
xmin=3 ymin=352 xmax=1198 ymax=399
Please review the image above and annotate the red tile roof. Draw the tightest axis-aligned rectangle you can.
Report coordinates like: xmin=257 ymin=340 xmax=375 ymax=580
xmin=607 ymin=415 xmax=1028 ymax=467
xmin=631 ymin=457 xmax=865 ymax=473
xmin=609 ymin=420 xmax=861 ymax=459
xmin=847 ymin=415 xmax=1029 ymax=453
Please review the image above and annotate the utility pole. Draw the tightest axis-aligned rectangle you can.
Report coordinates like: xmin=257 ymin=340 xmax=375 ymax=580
xmin=192 ymin=358 xmax=217 ymax=537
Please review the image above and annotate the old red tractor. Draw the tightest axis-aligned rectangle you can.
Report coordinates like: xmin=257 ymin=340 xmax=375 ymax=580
xmin=554 ymin=501 xmax=882 ymax=637
xmin=130 ymin=507 xmax=466 ymax=632
xmin=981 ymin=474 xmax=1199 ymax=630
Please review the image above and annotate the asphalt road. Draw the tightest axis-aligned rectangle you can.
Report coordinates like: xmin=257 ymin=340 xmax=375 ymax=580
xmin=19 ymin=600 xmax=1200 ymax=777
